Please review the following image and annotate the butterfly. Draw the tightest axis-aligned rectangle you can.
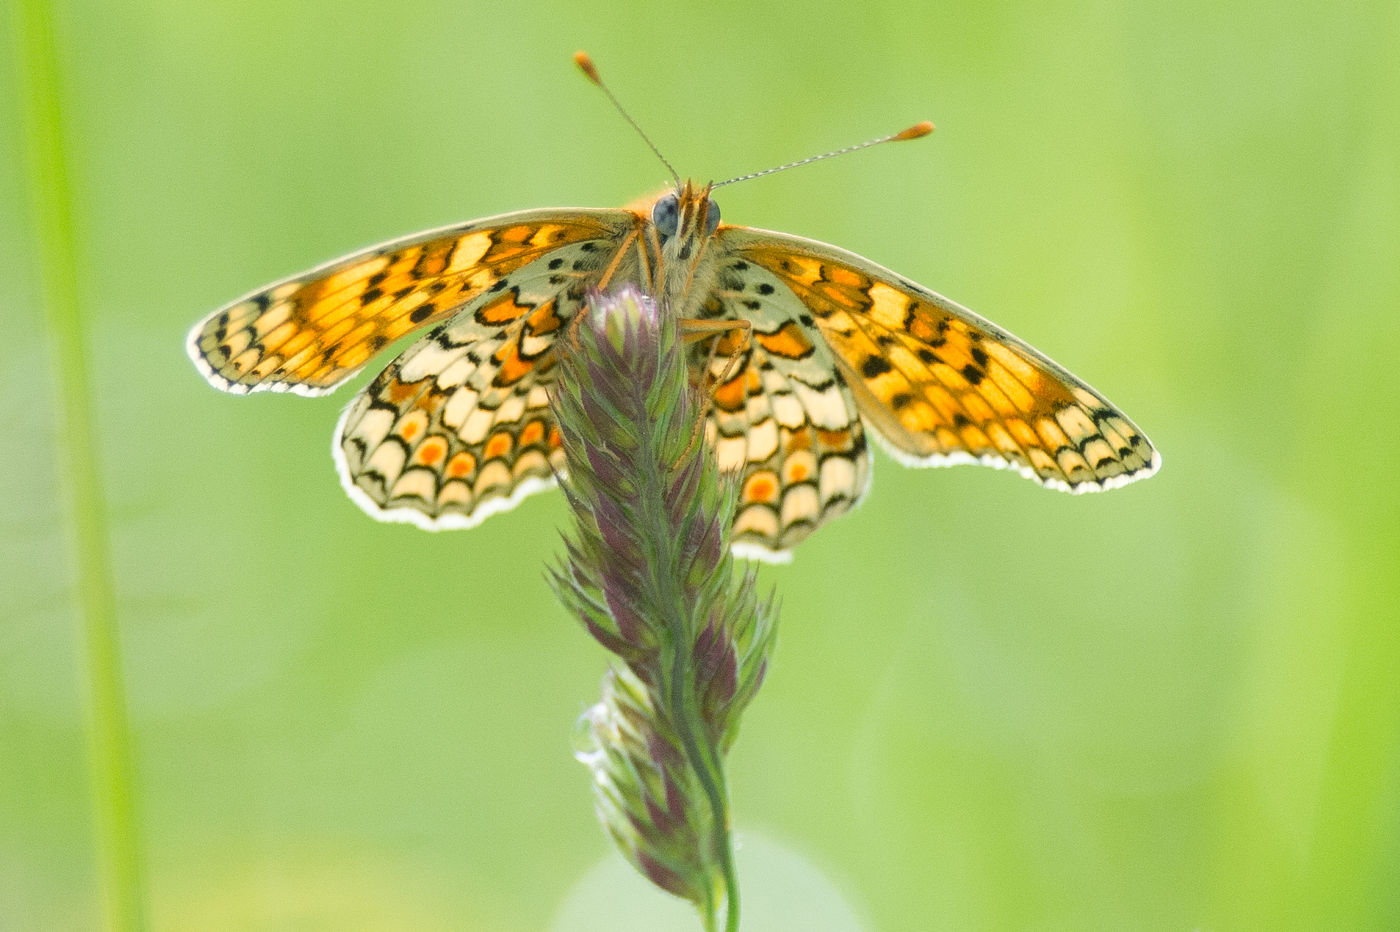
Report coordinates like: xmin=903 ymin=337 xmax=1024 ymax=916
xmin=188 ymin=59 xmax=1159 ymax=562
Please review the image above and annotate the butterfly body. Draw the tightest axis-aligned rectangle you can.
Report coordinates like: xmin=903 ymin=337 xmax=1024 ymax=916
xmin=189 ymin=178 xmax=1158 ymax=560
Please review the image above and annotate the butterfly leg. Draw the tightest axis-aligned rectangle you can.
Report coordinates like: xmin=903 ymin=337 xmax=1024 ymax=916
xmin=680 ymin=317 xmax=752 ymax=386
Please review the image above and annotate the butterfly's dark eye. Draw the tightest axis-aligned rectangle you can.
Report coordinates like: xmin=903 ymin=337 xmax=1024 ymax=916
xmin=704 ymin=198 xmax=721 ymax=234
xmin=652 ymin=194 xmax=679 ymax=237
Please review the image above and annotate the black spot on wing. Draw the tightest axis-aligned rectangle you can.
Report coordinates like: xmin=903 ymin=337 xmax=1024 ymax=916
xmin=861 ymin=356 xmax=892 ymax=379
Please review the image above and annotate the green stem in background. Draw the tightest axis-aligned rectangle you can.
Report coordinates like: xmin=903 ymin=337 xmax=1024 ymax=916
xmin=13 ymin=1 xmax=147 ymax=929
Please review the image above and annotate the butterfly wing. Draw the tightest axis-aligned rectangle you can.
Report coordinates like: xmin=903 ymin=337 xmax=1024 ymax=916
xmin=690 ymin=282 xmax=871 ymax=559
xmin=187 ymin=209 xmax=636 ymax=396
xmin=190 ymin=208 xmax=647 ymax=529
xmin=333 ymin=224 xmax=654 ymax=529
xmin=722 ymin=228 xmax=1160 ymax=492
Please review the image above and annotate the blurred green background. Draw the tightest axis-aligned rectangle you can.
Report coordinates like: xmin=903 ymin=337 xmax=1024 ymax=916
xmin=4 ymin=0 xmax=1398 ymax=928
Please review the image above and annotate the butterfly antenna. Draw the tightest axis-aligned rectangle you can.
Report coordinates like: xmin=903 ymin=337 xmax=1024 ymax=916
xmin=712 ymin=121 xmax=934 ymax=189
xmin=574 ymin=51 xmax=681 ymax=189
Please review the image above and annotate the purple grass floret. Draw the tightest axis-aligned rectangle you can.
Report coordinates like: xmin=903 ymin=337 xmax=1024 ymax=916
xmin=548 ymin=287 xmax=778 ymax=931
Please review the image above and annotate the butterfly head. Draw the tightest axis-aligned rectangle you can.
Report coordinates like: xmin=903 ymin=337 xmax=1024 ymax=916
xmin=651 ymin=180 xmax=721 ymax=249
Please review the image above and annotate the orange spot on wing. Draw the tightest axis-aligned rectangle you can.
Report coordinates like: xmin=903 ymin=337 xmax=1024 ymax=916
xmin=415 ymin=437 xmax=448 ymax=466
xmin=414 ymin=245 xmax=448 ymax=277
xmin=446 ymin=451 xmax=476 ymax=478
xmin=519 ymin=419 xmax=546 ymax=447
xmin=498 ymin=225 xmax=534 ymax=245
xmin=524 ymin=299 xmax=563 ymax=335
xmin=494 ymin=343 xmax=534 ymax=385
xmin=814 ymin=282 xmax=862 ymax=309
xmin=754 ymin=322 xmax=814 ymax=359
xmin=712 ymin=331 xmax=747 ymax=356
xmin=825 ymin=266 xmax=864 ymax=288
xmin=478 ymin=293 xmax=534 ymax=325
xmin=743 ymin=472 xmax=779 ymax=503
xmin=529 ymin=224 xmax=571 ymax=247
xmin=908 ymin=312 xmax=945 ymax=345
xmin=711 ymin=375 xmax=748 ymax=412
xmin=483 ymin=432 xmax=512 ymax=460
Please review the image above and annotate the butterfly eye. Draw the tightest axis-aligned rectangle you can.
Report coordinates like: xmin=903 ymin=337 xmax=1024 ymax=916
xmin=651 ymin=194 xmax=680 ymax=237
xmin=704 ymin=198 xmax=721 ymax=234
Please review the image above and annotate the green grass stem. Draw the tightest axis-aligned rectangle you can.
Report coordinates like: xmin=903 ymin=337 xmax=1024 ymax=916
xmin=13 ymin=1 xmax=147 ymax=928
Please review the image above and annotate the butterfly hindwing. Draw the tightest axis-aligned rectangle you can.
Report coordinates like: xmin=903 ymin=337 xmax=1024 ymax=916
xmin=691 ymin=266 xmax=871 ymax=558
xmin=726 ymin=229 xmax=1160 ymax=493
xmin=334 ymin=237 xmax=620 ymax=529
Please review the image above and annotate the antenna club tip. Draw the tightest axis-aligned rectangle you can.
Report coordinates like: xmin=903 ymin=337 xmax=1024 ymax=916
xmin=894 ymin=121 xmax=935 ymax=141
xmin=573 ymin=51 xmax=601 ymax=84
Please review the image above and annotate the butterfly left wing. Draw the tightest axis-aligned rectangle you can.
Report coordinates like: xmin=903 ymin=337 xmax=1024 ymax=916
xmin=723 ymin=228 xmax=1160 ymax=493
xmin=187 ymin=209 xmax=635 ymax=396
xmin=331 ymin=217 xmax=653 ymax=529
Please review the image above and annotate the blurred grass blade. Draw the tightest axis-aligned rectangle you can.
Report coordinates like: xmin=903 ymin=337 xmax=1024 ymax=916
xmin=13 ymin=0 xmax=147 ymax=928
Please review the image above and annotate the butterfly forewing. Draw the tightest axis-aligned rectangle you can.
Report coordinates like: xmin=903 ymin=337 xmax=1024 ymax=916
xmin=723 ymin=228 xmax=1160 ymax=493
xmin=187 ymin=209 xmax=636 ymax=396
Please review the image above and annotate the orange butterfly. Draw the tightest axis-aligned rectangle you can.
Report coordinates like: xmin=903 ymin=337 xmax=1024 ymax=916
xmin=188 ymin=55 xmax=1158 ymax=561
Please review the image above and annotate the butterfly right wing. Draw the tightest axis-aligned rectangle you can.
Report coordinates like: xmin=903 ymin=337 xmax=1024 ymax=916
xmin=334 ymin=225 xmax=647 ymax=529
xmin=187 ymin=208 xmax=635 ymax=396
